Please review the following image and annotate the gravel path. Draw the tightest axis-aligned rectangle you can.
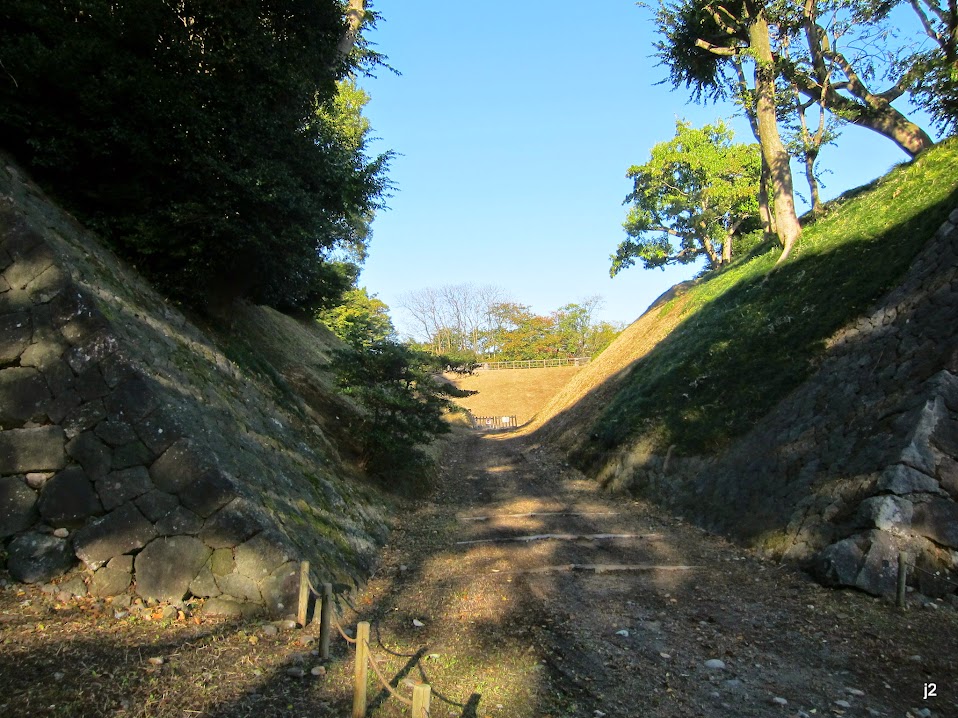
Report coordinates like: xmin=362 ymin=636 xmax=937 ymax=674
xmin=328 ymin=429 xmax=958 ymax=718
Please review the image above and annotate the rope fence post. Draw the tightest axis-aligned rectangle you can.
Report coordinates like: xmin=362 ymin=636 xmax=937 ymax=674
xmin=352 ymin=621 xmax=370 ymax=718
xmin=319 ymin=582 xmax=333 ymax=659
xmin=897 ymin=552 xmax=907 ymax=609
xmin=412 ymin=683 xmax=432 ymax=717
xmin=297 ymin=561 xmax=310 ymax=628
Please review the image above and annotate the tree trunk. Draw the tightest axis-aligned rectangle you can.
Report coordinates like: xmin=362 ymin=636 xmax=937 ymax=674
xmin=734 ymin=59 xmax=777 ymax=242
xmin=804 ymin=149 xmax=821 ymax=216
xmin=749 ymin=12 xmax=802 ymax=263
xmin=336 ymin=0 xmax=365 ymax=64
xmin=702 ymin=236 xmax=720 ymax=267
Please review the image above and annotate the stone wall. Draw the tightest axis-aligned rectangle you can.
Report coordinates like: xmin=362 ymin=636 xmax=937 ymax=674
xmin=0 ymin=159 xmax=390 ymax=615
xmin=613 ymin=206 xmax=958 ymax=598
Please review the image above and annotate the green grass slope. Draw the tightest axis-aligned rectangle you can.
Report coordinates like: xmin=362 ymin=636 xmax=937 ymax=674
xmin=536 ymin=138 xmax=958 ymax=464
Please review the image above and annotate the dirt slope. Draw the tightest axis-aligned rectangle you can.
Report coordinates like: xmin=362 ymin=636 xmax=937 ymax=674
xmin=446 ymin=366 xmax=582 ymax=426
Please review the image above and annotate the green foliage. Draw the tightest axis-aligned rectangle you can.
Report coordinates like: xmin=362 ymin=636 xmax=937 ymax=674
xmin=589 ymin=138 xmax=958 ymax=457
xmin=0 ymin=1 xmax=391 ymax=311
xmin=318 ymin=287 xmax=395 ymax=349
xmin=612 ymin=120 xmax=762 ymax=275
xmin=331 ymin=341 xmax=475 ymax=484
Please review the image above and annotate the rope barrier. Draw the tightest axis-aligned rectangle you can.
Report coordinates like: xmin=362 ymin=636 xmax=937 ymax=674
xmin=912 ymin=564 xmax=958 ymax=589
xmin=334 ymin=613 xmax=358 ymax=644
xmin=374 ymin=621 xmax=424 ymax=658
xmin=363 ymin=639 xmax=414 ymax=707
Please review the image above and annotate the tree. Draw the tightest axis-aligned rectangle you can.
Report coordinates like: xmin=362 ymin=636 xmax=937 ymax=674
xmin=484 ymin=303 xmax=557 ymax=361
xmin=0 ymin=0 xmax=391 ymax=312
xmin=317 ymin=287 xmax=395 ymax=348
xmin=654 ymin=0 xmax=804 ymax=260
xmin=611 ymin=120 xmax=762 ymax=275
xmin=907 ymin=0 xmax=958 ymax=133
xmin=331 ymin=341 xmax=474 ymax=482
xmin=399 ymin=283 xmax=506 ymax=357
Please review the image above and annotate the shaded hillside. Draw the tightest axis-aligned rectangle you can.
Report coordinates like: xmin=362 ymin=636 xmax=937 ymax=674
xmin=529 ymin=139 xmax=958 ymax=597
xmin=0 ymin=156 xmax=391 ymax=614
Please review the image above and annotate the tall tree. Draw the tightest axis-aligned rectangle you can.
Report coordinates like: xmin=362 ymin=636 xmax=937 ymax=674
xmin=655 ymin=0 xmax=804 ymax=260
xmin=0 ymin=0 xmax=391 ymax=311
xmin=611 ymin=120 xmax=762 ymax=274
xmin=907 ymin=0 xmax=958 ymax=132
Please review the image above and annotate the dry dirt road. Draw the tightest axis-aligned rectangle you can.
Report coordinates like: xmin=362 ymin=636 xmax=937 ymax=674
xmin=328 ymin=428 xmax=958 ymax=718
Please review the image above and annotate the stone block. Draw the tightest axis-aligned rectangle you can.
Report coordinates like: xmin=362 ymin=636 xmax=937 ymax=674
xmin=178 ymin=469 xmax=236 ymax=518
xmin=855 ymin=531 xmax=900 ymax=597
xmin=150 ymin=439 xmax=207 ymax=494
xmin=932 ymin=418 xmax=958 ymax=457
xmin=134 ymin=536 xmax=211 ymax=603
xmin=4 ymin=242 xmax=55 ymax=291
xmin=188 ymin=563 xmax=221 ymax=598
xmin=75 ymin=367 xmax=109 ymax=401
xmin=62 ymin=400 xmax=106 ymax=439
xmin=94 ymin=420 xmax=138 ymax=448
xmin=811 ymin=536 xmax=865 ymax=588
xmin=199 ymin=497 xmax=267 ymax=549
xmin=6 ymin=531 xmax=75 ymax=583
xmin=202 ymin=597 xmax=261 ymax=618
xmin=259 ymin=561 xmax=299 ymax=616
xmin=0 ymin=367 xmax=52 ymax=426
xmin=38 ymin=466 xmax=102 ymax=528
xmin=18 ymin=336 xmax=68 ymax=373
xmin=856 ymin=495 xmax=914 ymax=531
xmin=155 ymin=506 xmax=203 ymax=535
xmin=134 ymin=489 xmax=179 ymax=522
xmin=912 ymin=499 xmax=958 ymax=548
xmin=94 ymin=467 xmax=153 ymax=512
xmin=47 ymin=388 xmax=81 ymax=424
xmin=0 ymin=311 xmax=31 ymax=366
xmin=104 ymin=376 xmax=157 ymax=423
xmin=216 ymin=572 xmax=262 ymax=603
xmin=939 ymin=456 xmax=958 ymax=498
xmin=0 ymin=426 xmax=66 ymax=473
xmin=0 ymin=475 xmax=38 ymax=538
xmin=89 ymin=563 xmax=132 ymax=598
xmin=73 ymin=503 xmax=156 ymax=569
xmin=66 ymin=431 xmax=112 ymax=480
xmin=210 ymin=547 xmax=235 ymax=576
xmin=234 ymin=531 xmax=292 ymax=582
xmin=877 ymin=464 xmax=940 ymax=495
xmin=134 ymin=414 xmax=179 ymax=455
xmin=110 ymin=440 xmax=154 ymax=470
xmin=25 ymin=264 xmax=67 ymax=305
xmin=97 ymin=354 xmax=134 ymax=389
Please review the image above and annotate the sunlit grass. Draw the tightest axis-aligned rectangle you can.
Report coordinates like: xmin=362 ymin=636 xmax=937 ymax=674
xmin=588 ymin=138 xmax=958 ymax=456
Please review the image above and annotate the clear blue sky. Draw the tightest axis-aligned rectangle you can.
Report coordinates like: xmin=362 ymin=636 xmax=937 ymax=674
xmin=357 ymin=1 xmax=936 ymax=338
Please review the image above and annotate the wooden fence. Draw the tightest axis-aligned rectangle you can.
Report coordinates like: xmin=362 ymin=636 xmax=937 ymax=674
xmin=472 ymin=415 xmax=518 ymax=430
xmin=298 ymin=561 xmax=432 ymax=718
xmin=477 ymin=357 xmax=590 ymax=371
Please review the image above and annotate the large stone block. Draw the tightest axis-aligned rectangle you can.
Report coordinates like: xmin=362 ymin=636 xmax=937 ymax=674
xmin=155 ymin=506 xmax=203 ymax=535
xmin=855 ymin=495 xmax=913 ymax=531
xmin=0 ymin=311 xmax=31 ymax=366
xmin=94 ymin=466 xmax=153 ymax=511
xmin=199 ymin=497 xmax=268 ymax=549
xmin=89 ymin=558 xmax=133 ymax=598
xmin=0 ymin=475 xmax=38 ymax=537
xmin=216 ymin=572 xmax=262 ymax=603
xmin=104 ymin=376 xmax=157 ymax=423
xmin=234 ymin=531 xmax=293 ymax=583
xmin=6 ymin=531 xmax=75 ymax=583
xmin=855 ymin=531 xmax=900 ymax=597
xmin=38 ymin=466 xmax=102 ymax=528
xmin=65 ymin=431 xmax=112 ymax=479
xmin=912 ymin=499 xmax=958 ymax=548
xmin=0 ymin=367 xmax=52 ymax=426
xmin=73 ymin=502 xmax=156 ymax=569
xmin=150 ymin=439 xmax=208 ymax=494
xmin=0 ymin=426 xmax=66 ymax=473
xmin=134 ymin=489 xmax=179 ymax=522
xmin=877 ymin=464 xmax=940 ymax=495
xmin=134 ymin=536 xmax=211 ymax=603
xmin=259 ymin=561 xmax=299 ymax=616
xmin=811 ymin=536 xmax=865 ymax=588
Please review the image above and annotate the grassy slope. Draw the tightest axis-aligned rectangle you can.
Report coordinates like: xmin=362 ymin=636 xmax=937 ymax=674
xmin=445 ymin=366 xmax=582 ymax=425
xmin=532 ymin=138 xmax=958 ymax=463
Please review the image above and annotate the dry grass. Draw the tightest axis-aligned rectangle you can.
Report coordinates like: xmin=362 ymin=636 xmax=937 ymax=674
xmin=444 ymin=366 xmax=582 ymax=426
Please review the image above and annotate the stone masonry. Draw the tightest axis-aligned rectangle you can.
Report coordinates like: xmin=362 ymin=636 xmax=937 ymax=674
xmin=0 ymin=158 xmax=390 ymax=615
xmin=645 ymin=204 xmax=958 ymax=598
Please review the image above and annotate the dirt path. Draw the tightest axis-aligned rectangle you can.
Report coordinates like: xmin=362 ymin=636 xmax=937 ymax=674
xmin=327 ymin=429 xmax=958 ymax=718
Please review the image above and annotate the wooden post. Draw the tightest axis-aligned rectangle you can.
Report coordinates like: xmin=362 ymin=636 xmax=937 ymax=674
xmin=412 ymin=683 xmax=431 ymax=718
xmin=352 ymin=621 xmax=370 ymax=718
xmin=319 ymin=582 xmax=332 ymax=659
xmin=297 ymin=561 xmax=309 ymax=628
xmin=897 ymin=552 xmax=907 ymax=609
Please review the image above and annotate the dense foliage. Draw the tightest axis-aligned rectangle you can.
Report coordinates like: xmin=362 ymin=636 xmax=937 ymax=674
xmin=318 ymin=286 xmax=395 ymax=348
xmin=611 ymin=120 xmax=762 ymax=275
xmin=331 ymin=341 xmax=475 ymax=484
xmin=0 ymin=1 xmax=390 ymax=311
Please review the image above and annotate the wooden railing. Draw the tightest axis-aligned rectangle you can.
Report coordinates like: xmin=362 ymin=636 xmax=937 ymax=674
xmin=477 ymin=357 xmax=590 ymax=371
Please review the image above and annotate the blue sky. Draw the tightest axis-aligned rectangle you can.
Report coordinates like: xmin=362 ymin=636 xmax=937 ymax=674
xmin=357 ymin=1 xmax=936 ymax=338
